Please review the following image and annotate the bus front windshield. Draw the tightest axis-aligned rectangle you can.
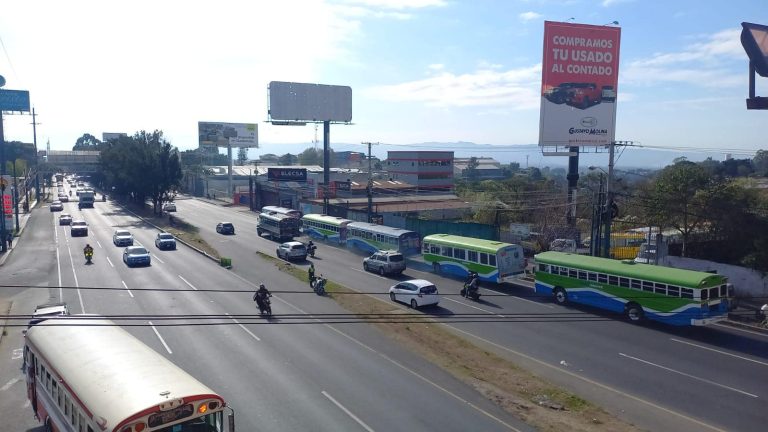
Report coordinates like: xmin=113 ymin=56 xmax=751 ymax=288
xmin=157 ymin=412 xmax=223 ymax=432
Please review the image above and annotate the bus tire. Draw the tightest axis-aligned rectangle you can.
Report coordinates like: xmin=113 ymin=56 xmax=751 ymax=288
xmin=553 ymin=287 xmax=567 ymax=305
xmin=625 ymin=303 xmax=644 ymax=322
xmin=433 ymin=263 xmax=440 ymax=273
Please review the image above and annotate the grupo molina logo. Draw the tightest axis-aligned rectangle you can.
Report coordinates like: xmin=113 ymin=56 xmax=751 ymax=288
xmin=580 ymin=117 xmax=598 ymax=127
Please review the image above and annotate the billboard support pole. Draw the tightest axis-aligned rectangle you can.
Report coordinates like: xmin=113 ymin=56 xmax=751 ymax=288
xmin=603 ymin=141 xmax=615 ymax=258
xmin=32 ymin=107 xmax=40 ymax=201
xmin=227 ymin=143 xmax=233 ymax=200
xmin=0 ymin=109 xmax=7 ymax=252
xmin=566 ymin=146 xmax=579 ymax=227
xmin=323 ymin=120 xmax=330 ymax=215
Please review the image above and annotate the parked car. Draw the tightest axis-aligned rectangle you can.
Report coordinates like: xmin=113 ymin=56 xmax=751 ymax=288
xmin=216 ymin=222 xmax=235 ymax=235
xmin=58 ymin=214 xmax=73 ymax=225
xmin=112 ymin=230 xmax=134 ymax=247
xmin=155 ymin=232 xmax=177 ymax=250
xmin=276 ymin=241 xmax=307 ymax=261
xmin=70 ymin=220 xmax=88 ymax=237
xmin=389 ymin=279 xmax=440 ymax=309
xmin=50 ymin=201 xmax=64 ymax=212
xmin=123 ymin=246 xmax=151 ymax=267
xmin=163 ymin=202 xmax=177 ymax=212
xmin=363 ymin=250 xmax=406 ymax=276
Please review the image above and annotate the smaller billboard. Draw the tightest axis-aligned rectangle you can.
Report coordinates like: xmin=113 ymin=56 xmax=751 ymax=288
xmin=102 ymin=132 xmax=127 ymax=142
xmin=268 ymin=168 xmax=307 ymax=182
xmin=334 ymin=181 xmax=351 ymax=191
xmin=269 ymin=81 xmax=352 ymax=122
xmin=198 ymin=122 xmax=259 ymax=149
xmin=0 ymin=89 xmax=31 ymax=112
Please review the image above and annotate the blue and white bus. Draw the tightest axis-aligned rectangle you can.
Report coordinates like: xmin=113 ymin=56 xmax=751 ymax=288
xmin=347 ymin=221 xmax=421 ymax=256
xmin=301 ymin=214 xmax=353 ymax=243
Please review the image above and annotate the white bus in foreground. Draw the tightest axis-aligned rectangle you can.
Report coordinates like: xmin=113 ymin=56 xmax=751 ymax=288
xmin=24 ymin=317 xmax=234 ymax=432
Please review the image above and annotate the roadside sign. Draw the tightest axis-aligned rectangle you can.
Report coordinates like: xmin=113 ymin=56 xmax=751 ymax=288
xmin=0 ymin=89 xmax=31 ymax=112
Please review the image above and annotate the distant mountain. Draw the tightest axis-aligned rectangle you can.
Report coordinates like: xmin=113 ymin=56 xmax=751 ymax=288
xmin=247 ymin=141 xmax=743 ymax=170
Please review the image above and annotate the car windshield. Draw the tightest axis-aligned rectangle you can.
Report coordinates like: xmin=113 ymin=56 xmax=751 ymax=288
xmin=291 ymin=244 xmax=306 ymax=250
xmin=420 ymin=285 xmax=437 ymax=294
xmin=222 ymin=223 xmax=233 ymax=228
xmin=129 ymin=247 xmax=148 ymax=254
xmin=116 ymin=231 xmax=130 ymax=236
xmin=72 ymin=222 xmax=86 ymax=226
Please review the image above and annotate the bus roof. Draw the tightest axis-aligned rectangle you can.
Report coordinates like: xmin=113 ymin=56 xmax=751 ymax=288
xmin=26 ymin=319 xmax=223 ymax=431
xmin=301 ymin=214 xmax=352 ymax=226
xmin=535 ymin=252 xmax=727 ymax=288
xmin=423 ymin=234 xmax=518 ymax=254
xmin=347 ymin=221 xmax=418 ymax=237
xmin=260 ymin=211 xmax=295 ymax=221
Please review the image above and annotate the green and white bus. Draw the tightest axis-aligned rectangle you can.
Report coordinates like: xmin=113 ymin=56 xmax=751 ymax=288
xmin=301 ymin=214 xmax=352 ymax=244
xmin=422 ymin=234 xmax=526 ymax=283
xmin=534 ymin=251 xmax=732 ymax=326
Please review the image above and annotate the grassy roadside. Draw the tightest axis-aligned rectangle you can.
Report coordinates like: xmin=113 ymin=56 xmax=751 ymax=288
xmin=258 ymin=251 xmax=643 ymax=432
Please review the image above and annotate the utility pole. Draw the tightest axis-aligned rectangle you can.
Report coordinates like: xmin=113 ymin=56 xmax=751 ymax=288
xmin=31 ymin=107 xmax=40 ymax=201
xmin=363 ymin=141 xmax=378 ymax=223
xmin=603 ymin=141 xmax=616 ymax=258
xmin=1 ymin=106 xmax=7 ymax=252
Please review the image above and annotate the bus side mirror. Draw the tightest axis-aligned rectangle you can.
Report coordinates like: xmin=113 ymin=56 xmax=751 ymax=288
xmin=228 ymin=412 xmax=235 ymax=432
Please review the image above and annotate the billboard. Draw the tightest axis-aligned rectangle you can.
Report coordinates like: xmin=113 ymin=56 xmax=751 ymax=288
xmin=268 ymin=168 xmax=307 ymax=182
xmin=539 ymin=21 xmax=621 ymax=147
xmin=198 ymin=122 xmax=259 ymax=150
xmin=269 ymin=81 xmax=352 ymax=122
xmin=0 ymin=89 xmax=31 ymax=112
xmin=102 ymin=132 xmax=127 ymax=142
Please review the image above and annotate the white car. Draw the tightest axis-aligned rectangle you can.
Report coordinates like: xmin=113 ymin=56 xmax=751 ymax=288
xmin=163 ymin=202 xmax=177 ymax=212
xmin=389 ymin=279 xmax=440 ymax=309
xmin=112 ymin=230 xmax=134 ymax=247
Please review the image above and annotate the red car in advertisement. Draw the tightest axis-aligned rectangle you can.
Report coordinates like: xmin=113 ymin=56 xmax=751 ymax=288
xmin=565 ymin=83 xmax=602 ymax=109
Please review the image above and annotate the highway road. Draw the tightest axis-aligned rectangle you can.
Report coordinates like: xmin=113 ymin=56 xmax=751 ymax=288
xmin=172 ymin=197 xmax=768 ymax=432
xmin=0 ymin=191 xmax=533 ymax=432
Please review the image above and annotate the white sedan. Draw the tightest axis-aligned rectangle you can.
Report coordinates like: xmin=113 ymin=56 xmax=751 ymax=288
xmin=389 ymin=279 xmax=440 ymax=309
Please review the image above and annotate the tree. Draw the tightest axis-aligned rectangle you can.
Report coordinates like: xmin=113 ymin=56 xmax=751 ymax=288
xmin=278 ymin=153 xmax=297 ymax=166
xmin=99 ymin=130 xmax=182 ymax=214
xmin=298 ymin=148 xmax=322 ymax=166
xmin=73 ymin=133 xmax=102 ymax=151
xmin=753 ymin=149 xmax=768 ymax=176
xmin=237 ymin=147 xmax=249 ymax=166
xmin=465 ymin=157 xmax=480 ymax=181
xmin=642 ymin=161 xmax=710 ymax=256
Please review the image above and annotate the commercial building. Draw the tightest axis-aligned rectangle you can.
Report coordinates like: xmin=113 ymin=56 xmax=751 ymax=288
xmin=384 ymin=151 xmax=454 ymax=190
xmin=453 ymin=157 xmax=504 ymax=179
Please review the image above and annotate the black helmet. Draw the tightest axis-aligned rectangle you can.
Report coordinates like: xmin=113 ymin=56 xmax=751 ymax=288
xmin=259 ymin=283 xmax=265 ymax=289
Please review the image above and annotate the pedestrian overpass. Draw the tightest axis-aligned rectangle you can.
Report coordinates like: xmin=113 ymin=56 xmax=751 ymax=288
xmin=44 ymin=150 xmax=100 ymax=174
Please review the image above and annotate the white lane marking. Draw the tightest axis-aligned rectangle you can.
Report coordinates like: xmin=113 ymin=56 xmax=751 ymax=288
xmin=351 ymin=267 xmax=388 ymax=280
xmin=106 ymin=256 xmax=114 ymax=268
xmin=96 ymin=240 xmax=102 ymax=248
xmin=152 ymin=254 xmax=165 ymax=264
xmin=224 ymin=313 xmax=260 ymax=341
xmin=12 ymin=348 xmax=23 ymax=360
xmin=23 ymin=399 xmax=30 ymax=408
xmin=178 ymin=275 xmax=198 ymax=290
xmin=444 ymin=296 xmax=506 ymax=318
xmin=0 ymin=376 xmax=22 ymax=391
xmin=149 ymin=321 xmax=173 ymax=354
xmin=56 ymin=247 xmax=62 ymax=300
xmin=618 ymin=352 xmax=758 ymax=398
xmin=444 ymin=325 xmax=727 ymax=432
xmin=322 ymin=391 xmax=375 ymax=432
xmin=66 ymin=244 xmax=86 ymax=314
xmin=122 ymin=280 xmax=134 ymax=298
xmin=670 ymin=338 xmax=768 ymax=367
xmin=713 ymin=322 xmax=768 ymax=338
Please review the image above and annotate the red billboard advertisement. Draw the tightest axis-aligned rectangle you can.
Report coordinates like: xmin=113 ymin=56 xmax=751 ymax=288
xmin=539 ymin=21 xmax=621 ymax=147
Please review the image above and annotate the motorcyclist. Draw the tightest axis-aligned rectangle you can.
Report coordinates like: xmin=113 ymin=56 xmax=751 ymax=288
xmin=308 ymin=262 xmax=316 ymax=286
xmin=465 ymin=271 xmax=479 ymax=298
xmin=83 ymin=244 xmax=94 ymax=262
xmin=307 ymin=240 xmax=316 ymax=257
xmin=313 ymin=274 xmax=327 ymax=295
xmin=253 ymin=283 xmax=272 ymax=312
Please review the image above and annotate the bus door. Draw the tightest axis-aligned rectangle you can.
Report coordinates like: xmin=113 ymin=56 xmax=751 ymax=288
xmin=497 ymin=246 xmax=525 ymax=282
xmin=24 ymin=347 xmax=38 ymax=417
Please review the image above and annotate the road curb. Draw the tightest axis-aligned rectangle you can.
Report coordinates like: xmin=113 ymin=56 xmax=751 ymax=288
xmin=0 ymin=300 xmax=12 ymax=347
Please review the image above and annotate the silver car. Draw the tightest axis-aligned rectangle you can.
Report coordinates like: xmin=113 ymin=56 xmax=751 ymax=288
xmin=363 ymin=251 xmax=406 ymax=276
xmin=276 ymin=241 xmax=307 ymax=261
xmin=112 ymin=230 xmax=134 ymax=247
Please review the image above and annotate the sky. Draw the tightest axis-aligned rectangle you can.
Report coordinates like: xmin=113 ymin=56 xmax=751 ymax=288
xmin=1 ymin=0 xmax=766 ymax=164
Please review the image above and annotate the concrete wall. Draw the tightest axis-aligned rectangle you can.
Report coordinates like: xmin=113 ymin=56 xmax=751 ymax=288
xmin=665 ymin=256 xmax=768 ymax=300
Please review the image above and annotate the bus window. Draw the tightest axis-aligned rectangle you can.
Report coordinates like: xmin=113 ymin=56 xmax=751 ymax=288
xmin=480 ymin=253 xmax=488 ymax=265
xmin=431 ymin=245 xmax=440 ymax=254
xmin=619 ymin=277 xmax=629 ymax=288
xmin=423 ymin=243 xmax=430 ymax=253
xmin=668 ymin=285 xmax=680 ymax=297
xmin=588 ymin=272 xmax=597 ymax=281
xmin=642 ymin=281 xmax=653 ymax=292
xmin=681 ymin=288 xmax=693 ymax=299
xmin=441 ymin=246 xmax=452 ymax=257
xmin=489 ymin=255 xmax=496 ymax=266
xmin=577 ymin=270 xmax=587 ymax=280
xmin=538 ymin=263 xmax=548 ymax=272
xmin=454 ymin=249 xmax=466 ymax=260
xmin=597 ymin=273 xmax=607 ymax=283
xmin=550 ymin=265 xmax=558 ymax=274
xmin=559 ymin=267 xmax=568 ymax=276
xmin=468 ymin=250 xmax=478 ymax=262
xmin=569 ymin=269 xmax=577 ymax=278
xmin=631 ymin=279 xmax=641 ymax=290
xmin=701 ymin=289 xmax=708 ymax=301
xmin=608 ymin=275 xmax=618 ymax=286
xmin=655 ymin=283 xmax=667 ymax=295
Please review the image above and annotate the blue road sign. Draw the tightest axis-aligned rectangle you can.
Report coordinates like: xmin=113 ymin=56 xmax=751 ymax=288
xmin=0 ymin=89 xmax=31 ymax=112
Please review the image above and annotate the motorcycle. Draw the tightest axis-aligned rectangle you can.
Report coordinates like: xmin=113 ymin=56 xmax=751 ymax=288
xmin=312 ymin=277 xmax=326 ymax=296
xmin=254 ymin=292 xmax=272 ymax=316
xmin=460 ymin=273 xmax=481 ymax=301
xmin=308 ymin=244 xmax=316 ymax=258
xmin=84 ymin=251 xmax=93 ymax=265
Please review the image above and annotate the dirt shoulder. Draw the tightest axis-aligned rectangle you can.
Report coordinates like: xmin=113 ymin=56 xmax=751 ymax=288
xmin=259 ymin=253 xmax=644 ymax=432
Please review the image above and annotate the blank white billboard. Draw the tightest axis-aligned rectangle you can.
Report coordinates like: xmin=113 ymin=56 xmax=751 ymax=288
xmin=198 ymin=122 xmax=259 ymax=148
xmin=269 ymin=81 xmax=352 ymax=122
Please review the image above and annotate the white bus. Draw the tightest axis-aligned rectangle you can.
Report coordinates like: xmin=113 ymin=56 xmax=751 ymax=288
xmin=24 ymin=317 xmax=234 ymax=432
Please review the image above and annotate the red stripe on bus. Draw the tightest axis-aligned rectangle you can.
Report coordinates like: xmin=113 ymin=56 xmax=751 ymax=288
xmin=113 ymin=394 xmax=225 ymax=431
